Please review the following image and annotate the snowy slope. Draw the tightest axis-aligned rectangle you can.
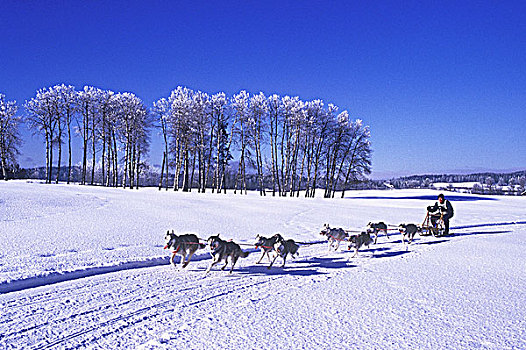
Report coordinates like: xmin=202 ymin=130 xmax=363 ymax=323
xmin=1 ymin=181 xmax=525 ymax=349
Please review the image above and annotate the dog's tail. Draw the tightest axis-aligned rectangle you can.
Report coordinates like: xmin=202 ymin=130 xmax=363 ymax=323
xmin=199 ymin=242 xmax=206 ymax=249
xmin=241 ymin=250 xmax=249 ymax=258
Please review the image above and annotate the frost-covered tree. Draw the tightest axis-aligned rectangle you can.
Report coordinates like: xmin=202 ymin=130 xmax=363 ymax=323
xmin=485 ymin=176 xmax=495 ymax=193
xmin=43 ymin=84 xmax=79 ymax=184
xmin=280 ymin=96 xmax=305 ymax=196
xmin=152 ymin=98 xmax=170 ymax=190
xmin=306 ymin=102 xmax=335 ymax=197
xmin=114 ymin=92 xmax=151 ymax=189
xmin=210 ymin=92 xmax=231 ymax=193
xmin=248 ymin=92 xmax=269 ymax=195
xmin=25 ymin=88 xmax=58 ymax=183
xmin=164 ymin=86 xmax=196 ymax=191
xmin=77 ymin=86 xmax=99 ymax=185
xmin=0 ymin=94 xmax=21 ymax=180
xmin=338 ymin=119 xmax=372 ymax=198
xmin=267 ymin=94 xmax=282 ymax=195
xmin=55 ymin=85 xmax=78 ymax=184
xmin=191 ymin=91 xmax=212 ymax=193
xmin=231 ymin=91 xmax=251 ymax=195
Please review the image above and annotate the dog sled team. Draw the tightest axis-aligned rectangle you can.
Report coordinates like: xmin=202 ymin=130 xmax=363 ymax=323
xmin=164 ymin=231 xmax=299 ymax=273
xmin=164 ymin=194 xmax=454 ymax=274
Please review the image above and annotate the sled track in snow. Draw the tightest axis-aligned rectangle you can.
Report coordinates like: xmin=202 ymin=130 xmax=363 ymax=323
xmin=2 ymin=220 xmax=525 ymax=295
xmin=1 ymin=248 xmax=254 ymax=294
xmin=2 ymin=268 xmax=286 ymax=349
xmin=451 ymin=221 xmax=526 ymax=230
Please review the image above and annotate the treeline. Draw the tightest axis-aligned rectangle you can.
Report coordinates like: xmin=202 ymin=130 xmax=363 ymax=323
xmin=382 ymin=171 xmax=526 ymax=195
xmin=153 ymin=87 xmax=371 ymax=197
xmin=1 ymin=85 xmax=372 ymax=197
xmin=390 ymin=171 xmax=526 ymax=188
xmin=23 ymin=85 xmax=152 ymax=188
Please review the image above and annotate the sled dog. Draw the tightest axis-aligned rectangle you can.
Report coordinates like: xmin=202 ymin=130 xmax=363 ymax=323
xmin=348 ymin=231 xmax=373 ymax=258
xmin=268 ymin=235 xmax=299 ymax=269
xmin=367 ymin=221 xmax=389 ymax=244
xmin=254 ymin=234 xmax=281 ymax=264
xmin=206 ymin=235 xmax=249 ymax=274
xmin=320 ymin=224 xmax=349 ymax=251
xmin=398 ymin=224 xmax=421 ymax=245
xmin=164 ymin=230 xmax=205 ymax=269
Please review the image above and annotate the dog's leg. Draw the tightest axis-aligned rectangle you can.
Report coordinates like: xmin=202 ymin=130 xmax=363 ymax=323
xmin=170 ymin=252 xmax=177 ymax=267
xmin=221 ymin=255 xmax=230 ymax=270
xmin=180 ymin=252 xmax=187 ymax=269
xmin=351 ymin=247 xmax=358 ymax=258
xmin=374 ymin=231 xmax=378 ymax=244
xmin=281 ymin=254 xmax=287 ymax=268
xmin=229 ymin=256 xmax=239 ymax=274
xmin=268 ymin=253 xmax=278 ymax=269
xmin=206 ymin=254 xmax=220 ymax=273
xmin=384 ymin=229 xmax=389 ymax=240
xmin=183 ymin=250 xmax=196 ymax=268
xmin=256 ymin=250 xmax=265 ymax=264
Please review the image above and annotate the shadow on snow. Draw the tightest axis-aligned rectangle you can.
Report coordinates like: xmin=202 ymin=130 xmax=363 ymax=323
xmin=347 ymin=195 xmax=497 ymax=202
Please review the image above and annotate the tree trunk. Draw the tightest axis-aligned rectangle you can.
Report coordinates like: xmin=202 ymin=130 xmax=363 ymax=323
xmin=91 ymin=115 xmax=96 ymax=185
xmin=0 ymin=152 xmax=8 ymax=180
xmin=67 ymin=115 xmax=72 ymax=184
xmin=48 ymin=126 xmax=54 ymax=184
xmin=158 ymin=152 xmax=166 ymax=190
xmin=182 ymin=148 xmax=190 ymax=192
xmin=55 ymin=125 xmax=62 ymax=184
xmin=135 ymin=150 xmax=141 ymax=189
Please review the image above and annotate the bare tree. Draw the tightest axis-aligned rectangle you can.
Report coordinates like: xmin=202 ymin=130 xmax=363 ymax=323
xmin=267 ymin=94 xmax=282 ymax=195
xmin=77 ymin=86 xmax=98 ymax=185
xmin=248 ymin=92 xmax=268 ymax=195
xmin=56 ymin=85 xmax=78 ymax=184
xmin=25 ymin=88 xmax=58 ymax=183
xmin=0 ymin=94 xmax=21 ymax=180
xmin=232 ymin=91 xmax=251 ymax=195
xmin=153 ymin=98 xmax=170 ymax=190
xmin=210 ymin=93 xmax=227 ymax=192
xmin=339 ymin=120 xmax=372 ymax=197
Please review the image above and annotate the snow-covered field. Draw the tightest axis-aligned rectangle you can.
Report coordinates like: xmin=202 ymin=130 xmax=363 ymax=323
xmin=1 ymin=180 xmax=525 ymax=349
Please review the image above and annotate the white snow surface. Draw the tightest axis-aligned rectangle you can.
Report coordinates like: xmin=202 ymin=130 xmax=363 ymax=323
xmin=1 ymin=180 xmax=525 ymax=349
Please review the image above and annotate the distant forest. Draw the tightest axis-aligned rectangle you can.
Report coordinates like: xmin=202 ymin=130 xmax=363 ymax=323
xmin=7 ymin=165 xmax=526 ymax=196
xmin=377 ymin=170 xmax=526 ymax=195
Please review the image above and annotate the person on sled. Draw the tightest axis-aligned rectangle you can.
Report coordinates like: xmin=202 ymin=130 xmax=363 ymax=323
xmin=427 ymin=193 xmax=454 ymax=236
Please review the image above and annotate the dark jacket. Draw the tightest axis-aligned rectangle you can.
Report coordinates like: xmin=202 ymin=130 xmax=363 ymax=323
xmin=427 ymin=200 xmax=454 ymax=219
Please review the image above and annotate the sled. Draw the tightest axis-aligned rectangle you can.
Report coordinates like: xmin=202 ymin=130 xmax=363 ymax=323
xmin=421 ymin=212 xmax=445 ymax=237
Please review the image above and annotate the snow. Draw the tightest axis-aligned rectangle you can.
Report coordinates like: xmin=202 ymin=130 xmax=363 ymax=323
xmin=1 ymin=180 xmax=525 ymax=349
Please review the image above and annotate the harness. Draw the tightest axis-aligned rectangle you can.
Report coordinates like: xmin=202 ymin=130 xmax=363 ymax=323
xmin=327 ymin=233 xmax=347 ymax=242
xmin=255 ymin=244 xmax=274 ymax=249
xmin=164 ymin=243 xmax=181 ymax=254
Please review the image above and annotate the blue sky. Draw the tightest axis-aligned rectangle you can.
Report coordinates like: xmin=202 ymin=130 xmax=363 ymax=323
xmin=1 ymin=0 xmax=524 ymax=178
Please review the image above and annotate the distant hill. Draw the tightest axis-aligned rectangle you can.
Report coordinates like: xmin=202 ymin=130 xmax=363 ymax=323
xmin=376 ymin=170 xmax=526 ymax=195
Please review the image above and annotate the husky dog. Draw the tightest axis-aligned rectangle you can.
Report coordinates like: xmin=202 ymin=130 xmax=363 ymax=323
xmin=254 ymin=234 xmax=281 ymax=264
xmin=367 ymin=221 xmax=389 ymax=244
xmin=348 ymin=231 xmax=373 ymax=258
xmin=268 ymin=235 xmax=299 ymax=269
xmin=398 ymin=224 xmax=421 ymax=245
xmin=164 ymin=230 xmax=205 ymax=269
xmin=206 ymin=235 xmax=249 ymax=274
xmin=320 ymin=224 xmax=349 ymax=251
